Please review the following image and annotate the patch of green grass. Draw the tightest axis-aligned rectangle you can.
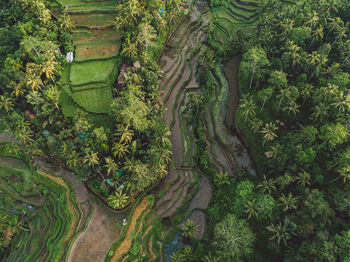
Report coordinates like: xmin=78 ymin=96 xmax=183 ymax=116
xmin=71 ymin=86 xmax=112 ymax=113
xmin=70 ymin=57 xmax=116 ymax=85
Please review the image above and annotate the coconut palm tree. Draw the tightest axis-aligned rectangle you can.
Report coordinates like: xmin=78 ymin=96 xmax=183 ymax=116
xmin=180 ymin=219 xmax=199 ymax=239
xmin=282 ymin=101 xmax=300 ymax=115
xmin=0 ymin=95 xmax=15 ymax=113
xmin=59 ymin=14 xmax=75 ymax=32
xmin=107 ymin=191 xmax=129 ymax=209
xmin=338 ymin=166 xmax=350 ymax=183
xmin=249 ymin=118 xmax=263 ymax=133
xmin=116 ymin=124 xmax=134 ymax=144
xmin=279 ymin=193 xmax=298 ymax=211
xmin=138 ymin=22 xmax=157 ymax=52
xmin=277 ymin=88 xmax=291 ymax=109
xmin=257 ymin=175 xmax=276 ymax=194
xmin=41 ymin=60 xmax=57 ymax=80
xmin=112 ymin=142 xmax=129 ymax=159
xmin=311 ymin=103 xmax=329 ymax=122
xmin=121 ymin=38 xmax=138 ymax=60
xmin=104 ymin=157 xmax=118 ymax=175
xmin=214 ymin=172 xmax=230 ymax=186
xmin=202 ymin=252 xmax=221 ymax=262
xmin=266 ymin=222 xmax=290 ymax=245
xmin=244 ymin=198 xmax=258 ymax=219
xmin=261 ymin=123 xmax=278 ymax=145
xmin=14 ymin=118 xmax=33 ymax=143
xmin=239 ymin=95 xmax=257 ymax=123
xmin=296 ymin=170 xmax=311 ymax=187
xmin=67 ymin=150 xmax=81 ymax=169
xmin=305 ymin=11 xmax=319 ymax=29
xmin=170 ymin=250 xmax=186 ymax=262
xmin=331 ymin=91 xmax=350 ymax=112
xmin=83 ymin=150 xmax=99 ymax=168
xmin=26 ymin=74 xmax=43 ymax=91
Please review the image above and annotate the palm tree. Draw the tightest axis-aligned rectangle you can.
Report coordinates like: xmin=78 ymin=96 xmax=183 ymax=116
xmin=121 ymin=38 xmax=138 ymax=60
xmin=282 ymin=101 xmax=300 ymax=115
xmin=244 ymin=198 xmax=258 ymax=219
xmin=122 ymin=0 xmax=141 ymax=27
xmin=83 ymin=150 xmax=99 ymax=168
xmin=104 ymin=157 xmax=118 ymax=175
xmin=152 ymin=145 xmax=172 ymax=165
xmin=279 ymin=193 xmax=298 ymax=211
xmin=41 ymin=60 xmax=57 ymax=80
xmin=180 ymin=219 xmax=199 ymax=239
xmin=202 ymin=252 xmax=221 ymax=262
xmin=305 ymin=11 xmax=319 ymax=29
xmin=296 ymin=170 xmax=311 ymax=187
xmin=14 ymin=118 xmax=33 ymax=143
xmin=331 ymin=91 xmax=350 ymax=112
xmin=116 ymin=124 xmax=134 ymax=144
xmin=112 ymin=142 xmax=129 ymax=158
xmin=338 ymin=166 xmax=350 ymax=183
xmin=67 ymin=150 xmax=81 ymax=169
xmin=107 ymin=191 xmax=129 ymax=209
xmin=285 ymin=41 xmax=301 ymax=68
xmin=277 ymin=88 xmax=291 ymax=108
xmin=0 ymin=95 xmax=15 ymax=112
xmin=239 ymin=95 xmax=257 ymax=123
xmin=257 ymin=175 xmax=276 ymax=194
xmin=59 ymin=14 xmax=75 ymax=32
xmin=261 ymin=123 xmax=278 ymax=145
xmin=311 ymin=103 xmax=329 ymax=122
xmin=138 ymin=22 xmax=157 ymax=52
xmin=170 ymin=250 xmax=186 ymax=262
xmin=268 ymin=143 xmax=283 ymax=159
xmin=249 ymin=118 xmax=263 ymax=133
xmin=300 ymin=84 xmax=314 ymax=105
xmin=157 ymin=163 xmax=167 ymax=178
xmin=7 ymin=215 xmax=24 ymax=234
xmin=214 ymin=172 xmax=230 ymax=186
xmin=26 ymin=74 xmax=43 ymax=91
xmin=317 ymin=83 xmax=338 ymax=102
xmin=266 ymin=222 xmax=290 ymax=245
xmin=309 ymin=26 xmax=324 ymax=49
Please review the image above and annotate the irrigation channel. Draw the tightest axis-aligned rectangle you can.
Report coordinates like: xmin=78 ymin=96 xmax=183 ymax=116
xmin=1 ymin=0 xmax=255 ymax=260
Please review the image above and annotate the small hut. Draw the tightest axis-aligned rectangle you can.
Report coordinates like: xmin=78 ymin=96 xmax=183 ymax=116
xmin=66 ymin=52 xmax=74 ymax=63
xmin=115 ymin=63 xmax=131 ymax=90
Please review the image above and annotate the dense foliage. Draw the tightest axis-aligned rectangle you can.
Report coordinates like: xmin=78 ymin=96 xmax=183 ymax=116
xmin=0 ymin=0 xmax=175 ymax=211
xmin=208 ymin=0 xmax=350 ymax=260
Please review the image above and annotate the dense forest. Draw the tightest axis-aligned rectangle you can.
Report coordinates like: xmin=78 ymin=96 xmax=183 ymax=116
xmin=197 ymin=0 xmax=350 ymax=261
xmin=0 ymin=0 xmax=350 ymax=260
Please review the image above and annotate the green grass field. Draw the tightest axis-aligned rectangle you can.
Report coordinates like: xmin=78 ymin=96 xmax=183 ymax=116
xmin=71 ymin=85 xmax=113 ymax=113
xmin=69 ymin=58 xmax=117 ymax=85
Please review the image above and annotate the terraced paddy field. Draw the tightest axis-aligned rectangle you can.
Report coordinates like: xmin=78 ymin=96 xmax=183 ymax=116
xmin=0 ymin=136 xmax=127 ymax=262
xmin=101 ymin=0 xmax=255 ymax=260
xmin=54 ymin=0 xmax=121 ymax=114
xmin=211 ymin=0 xmax=259 ymax=44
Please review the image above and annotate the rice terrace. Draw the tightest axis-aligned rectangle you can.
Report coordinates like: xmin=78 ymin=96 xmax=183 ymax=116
xmin=0 ymin=0 xmax=349 ymax=261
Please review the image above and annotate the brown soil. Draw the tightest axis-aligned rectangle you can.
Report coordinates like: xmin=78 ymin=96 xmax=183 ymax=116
xmin=110 ymin=197 xmax=149 ymax=262
xmin=76 ymin=43 xmax=120 ymax=60
xmin=224 ymin=56 xmax=240 ymax=129
xmin=68 ymin=202 xmax=123 ymax=262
